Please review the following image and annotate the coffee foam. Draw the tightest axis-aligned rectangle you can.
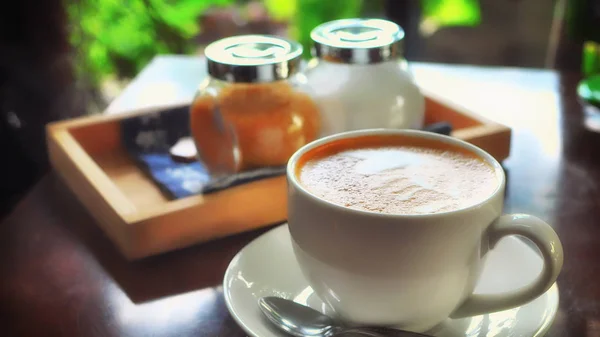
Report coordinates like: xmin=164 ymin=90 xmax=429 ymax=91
xmin=298 ymin=146 xmax=498 ymax=215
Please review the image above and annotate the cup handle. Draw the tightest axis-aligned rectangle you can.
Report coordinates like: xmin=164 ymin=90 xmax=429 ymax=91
xmin=450 ymin=214 xmax=564 ymax=318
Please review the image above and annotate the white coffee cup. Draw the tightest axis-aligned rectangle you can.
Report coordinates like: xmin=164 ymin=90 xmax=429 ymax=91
xmin=286 ymin=129 xmax=563 ymax=332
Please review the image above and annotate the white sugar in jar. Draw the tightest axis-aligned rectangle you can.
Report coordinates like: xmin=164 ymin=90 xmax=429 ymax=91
xmin=305 ymin=19 xmax=425 ymax=136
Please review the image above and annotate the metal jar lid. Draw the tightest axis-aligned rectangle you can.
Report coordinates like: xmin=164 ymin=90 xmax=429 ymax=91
xmin=204 ymin=35 xmax=303 ymax=83
xmin=311 ymin=18 xmax=404 ymax=64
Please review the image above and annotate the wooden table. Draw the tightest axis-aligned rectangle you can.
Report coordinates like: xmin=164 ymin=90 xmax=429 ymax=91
xmin=2 ymin=61 xmax=600 ymax=337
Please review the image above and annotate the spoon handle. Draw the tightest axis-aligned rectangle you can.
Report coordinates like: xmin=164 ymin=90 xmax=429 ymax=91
xmin=338 ymin=327 xmax=431 ymax=337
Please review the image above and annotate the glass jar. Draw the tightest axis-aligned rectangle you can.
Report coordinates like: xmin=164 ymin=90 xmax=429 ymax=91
xmin=190 ymin=35 xmax=321 ymax=176
xmin=305 ymin=19 xmax=425 ymax=137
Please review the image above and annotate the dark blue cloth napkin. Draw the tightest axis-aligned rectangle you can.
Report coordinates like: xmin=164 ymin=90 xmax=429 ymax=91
xmin=120 ymin=105 xmax=285 ymax=199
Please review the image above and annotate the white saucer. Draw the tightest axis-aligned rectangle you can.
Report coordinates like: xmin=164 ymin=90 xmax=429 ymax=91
xmin=224 ymin=224 xmax=559 ymax=337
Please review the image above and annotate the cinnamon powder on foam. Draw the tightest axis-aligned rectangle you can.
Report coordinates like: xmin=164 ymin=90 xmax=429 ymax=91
xmin=297 ymin=136 xmax=498 ymax=215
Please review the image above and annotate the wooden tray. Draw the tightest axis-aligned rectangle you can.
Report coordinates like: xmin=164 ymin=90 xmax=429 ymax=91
xmin=47 ymin=91 xmax=511 ymax=260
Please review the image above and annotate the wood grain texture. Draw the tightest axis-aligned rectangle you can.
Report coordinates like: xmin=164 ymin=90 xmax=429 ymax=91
xmin=47 ymin=106 xmax=288 ymax=259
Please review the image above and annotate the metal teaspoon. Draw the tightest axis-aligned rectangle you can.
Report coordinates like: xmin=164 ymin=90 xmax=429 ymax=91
xmin=258 ymin=296 xmax=432 ymax=337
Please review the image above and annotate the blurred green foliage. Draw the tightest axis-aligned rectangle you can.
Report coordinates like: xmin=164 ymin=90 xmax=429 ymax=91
xmin=264 ymin=0 xmax=364 ymax=59
xmin=421 ymin=0 xmax=480 ymax=27
xmin=583 ymin=42 xmax=600 ymax=76
xmin=68 ymin=0 xmax=480 ymax=86
xmin=566 ymin=0 xmax=600 ymax=75
xmin=68 ymin=0 xmax=234 ymax=84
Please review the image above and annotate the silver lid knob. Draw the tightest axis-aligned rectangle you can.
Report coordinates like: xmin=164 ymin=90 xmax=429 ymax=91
xmin=311 ymin=18 xmax=404 ymax=64
xmin=205 ymin=35 xmax=303 ymax=83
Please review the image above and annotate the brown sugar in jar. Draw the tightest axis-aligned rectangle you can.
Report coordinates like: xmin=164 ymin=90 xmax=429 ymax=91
xmin=190 ymin=35 xmax=321 ymax=175
xmin=191 ymin=81 xmax=320 ymax=170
